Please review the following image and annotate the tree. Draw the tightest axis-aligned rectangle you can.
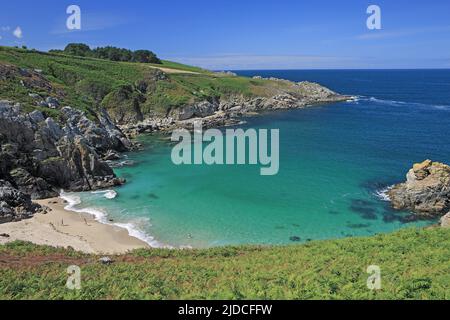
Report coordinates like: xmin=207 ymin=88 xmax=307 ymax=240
xmin=64 ymin=43 xmax=92 ymax=57
xmin=132 ymin=50 xmax=161 ymax=64
xmin=59 ymin=43 xmax=162 ymax=64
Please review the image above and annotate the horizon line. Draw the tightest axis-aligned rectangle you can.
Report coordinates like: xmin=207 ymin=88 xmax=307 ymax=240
xmin=221 ymin=67 xmax=450 ymax=71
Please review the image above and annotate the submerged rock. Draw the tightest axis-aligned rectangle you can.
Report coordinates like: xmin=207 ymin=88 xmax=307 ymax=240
xmin=388 ymin=160 xmax=450 ymax=218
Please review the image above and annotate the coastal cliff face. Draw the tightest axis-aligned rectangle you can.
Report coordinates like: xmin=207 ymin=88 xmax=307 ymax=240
xmin=120 ymin=80 xmax=348 ymax=136
xmin=388 ymin=160 xmax=450 ymax=219
xmin=170 ymin=81 xmax=344 ymax=120
xmin=0 ymin=101 xmax=127 ymax=204
xmin=0 ymin=180 xmax=43 ymax=223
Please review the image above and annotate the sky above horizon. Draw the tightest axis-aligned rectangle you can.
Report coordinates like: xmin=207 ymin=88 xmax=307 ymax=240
xmin=1 ymin=0 xmax=450 ymax=70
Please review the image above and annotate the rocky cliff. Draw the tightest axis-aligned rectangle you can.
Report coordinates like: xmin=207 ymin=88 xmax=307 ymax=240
xmin=388 ymin=160 xmax=450 ymax=219
xmin=0 ymin=180 xmax=44 ymax=223
xmin=0 ymin=100 xmax=129 ymax=222
xmin=120 ymin=80 xmax=348 ymax=136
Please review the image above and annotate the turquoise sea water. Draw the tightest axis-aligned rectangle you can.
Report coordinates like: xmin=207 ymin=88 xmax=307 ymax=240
xmin=68 ymin=70 xmax=450 ymax=248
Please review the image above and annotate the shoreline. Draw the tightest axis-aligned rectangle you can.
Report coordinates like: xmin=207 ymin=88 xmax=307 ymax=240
xmin=59 ymin=191 xmax=166 ymax=248
xmin=0 ymin=197 xmax=150 ymax=254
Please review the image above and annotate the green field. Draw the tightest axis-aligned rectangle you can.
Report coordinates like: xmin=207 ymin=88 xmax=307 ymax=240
xmin=0 ymin=228 xmax=448 ymax=300
xmin=0 ymin=46 xmax=290 ymax=120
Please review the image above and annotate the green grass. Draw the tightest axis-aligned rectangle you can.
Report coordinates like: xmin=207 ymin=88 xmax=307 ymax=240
xmin=0 ymin=227 xmax=448 ymax=300
xmin=158 ymin=60 xmax=210 ymax=73
xmin=0 ymin=46 xmax=300 ymax=120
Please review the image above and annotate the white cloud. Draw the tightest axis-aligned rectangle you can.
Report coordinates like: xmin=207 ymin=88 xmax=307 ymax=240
xmin=1 ymin=26 xmax=10 ymax=31
xmin=13 ymin=26 xmax=23 ymax=39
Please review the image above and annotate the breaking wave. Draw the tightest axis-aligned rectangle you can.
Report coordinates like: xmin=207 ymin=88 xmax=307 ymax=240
xmin=365 ymin=96 xmax=450 ymax=110
xmin=59 ymin=191 xmax=167 ymax=248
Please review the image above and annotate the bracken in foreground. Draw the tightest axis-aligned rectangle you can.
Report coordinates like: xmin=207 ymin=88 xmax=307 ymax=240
xmin=0 ymin=227 xmax=448 ymax=300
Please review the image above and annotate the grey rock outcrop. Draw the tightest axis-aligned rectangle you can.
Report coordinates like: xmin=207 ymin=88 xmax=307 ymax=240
xmin=167 ymin=81 xmax=346 ymax=122
xmin=115 ymin=75 xmax=349 ymax=136
xmin=61 ymin=106 xmax=130 ymax=153
xmin=0 ymin=101 xmax=129 ymax=206
xmin=388 ymin=160 xmax=450 ymax=218
xmin=45 ymin=97 xmax=60 ymax=109
xmin=0 ymin=180 xmax=42 ymax=223
xmin=171 ymin=100 xmax=219 ymax=121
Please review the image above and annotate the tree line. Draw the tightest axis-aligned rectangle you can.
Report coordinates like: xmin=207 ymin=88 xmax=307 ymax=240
xmin=50 ymin=43 xmax=162 ymax=64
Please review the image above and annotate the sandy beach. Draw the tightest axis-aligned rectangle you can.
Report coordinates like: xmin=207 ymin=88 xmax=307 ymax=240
xmin=0 ymin=197 xmax=150 ymax=254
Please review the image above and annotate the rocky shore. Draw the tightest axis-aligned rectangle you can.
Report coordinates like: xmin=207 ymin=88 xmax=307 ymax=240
xmin=388 ymin=160 xmax=450 ymax=226
xmin=120 ymin=81 xmax=349 ymax=136
xmin=0 ymin=75 xmax=349 ymax=224
xmin=0 ymin=100 xmax=133 ymax=222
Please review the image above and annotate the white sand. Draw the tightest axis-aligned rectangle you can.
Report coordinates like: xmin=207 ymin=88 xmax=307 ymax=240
xmin=0 ymin=197 xmax=150 ymax=254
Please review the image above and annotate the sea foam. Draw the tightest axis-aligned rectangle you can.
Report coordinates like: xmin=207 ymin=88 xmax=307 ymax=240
xmin=59 ymin=191 xmax=167 ymax=248
xmin=366 ymin=96 xmax=450 ymax=110
xmin=91 ymin=189 xmax=118 ymax=199
xmin=375 ymin=186 xmax=393 ymax=202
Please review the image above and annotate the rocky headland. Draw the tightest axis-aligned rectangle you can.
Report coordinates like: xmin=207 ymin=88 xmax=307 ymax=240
xmin=120 ymin=80 xmax=349 ymax=136
xmin=388 ymin=160 xmax=450 ymax=226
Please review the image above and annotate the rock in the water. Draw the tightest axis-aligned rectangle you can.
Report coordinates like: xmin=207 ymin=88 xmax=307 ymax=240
xmin=388 ymin=160 xmax=450 ymax=218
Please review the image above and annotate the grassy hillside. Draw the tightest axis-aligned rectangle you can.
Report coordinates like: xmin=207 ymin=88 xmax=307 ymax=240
xmin=0 ymin=46 xmax=292 ymax=121
xmin=0 ymin=227 xmax=448 ymax=300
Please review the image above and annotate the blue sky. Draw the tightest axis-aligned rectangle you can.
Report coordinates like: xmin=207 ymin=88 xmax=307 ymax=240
xmin=1 ymin=0 xmax=450 ymax=69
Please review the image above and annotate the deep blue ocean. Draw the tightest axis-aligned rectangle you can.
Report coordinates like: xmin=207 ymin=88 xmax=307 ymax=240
xmin=69 ymin=69 xmax=450 ymax=248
